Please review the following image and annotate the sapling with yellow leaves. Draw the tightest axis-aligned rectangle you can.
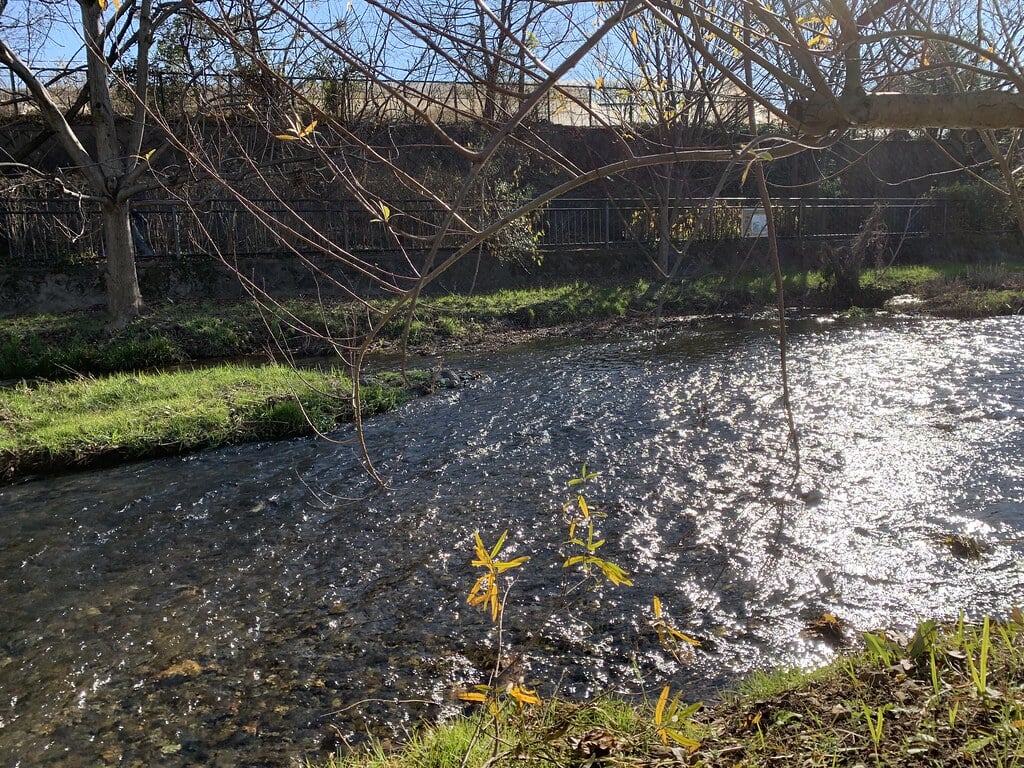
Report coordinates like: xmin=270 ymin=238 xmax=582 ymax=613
xmin=653 ymin=684 xmax=702 ymax=752
xmin=466 ymin=530 xmax=529 ymax=622
xmin=457 ymin=528 xmax=539 ymax=759
xmin=561 ymin=466 xmax=633 ymax=587
xmin=455 ymin=463 xmax=705 ymax=763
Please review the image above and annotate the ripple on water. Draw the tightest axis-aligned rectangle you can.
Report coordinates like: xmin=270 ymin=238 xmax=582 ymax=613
xmin=1 ymin=314 xmax=1023 ymax=766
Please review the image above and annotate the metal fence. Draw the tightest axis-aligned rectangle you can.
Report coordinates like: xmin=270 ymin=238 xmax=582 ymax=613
xmin=0 ymin=196 xmax=972 ymax=266
xmin=0 ymin=66 xmax=784 ymax=130
xmin=539 ymin=197 xmax=952 ymax=246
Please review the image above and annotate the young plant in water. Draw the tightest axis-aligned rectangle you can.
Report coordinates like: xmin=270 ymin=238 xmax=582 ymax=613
xmin=561 ymin=471 xmax=633 ymax=587
xmin=650 ymin=596 xmax=701 ymax=663
xmin=456 ymin=463 xmax=704 ymax=760
xmin=465 ymin=530 xmax=529 ymax=622
xmin=459 ymin=529 xmax=539 ymax=756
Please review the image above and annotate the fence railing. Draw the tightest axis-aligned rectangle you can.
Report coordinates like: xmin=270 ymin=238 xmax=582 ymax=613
xmin=0 ymin=67 xmax=785 ymax=130
xmin=0 ymin=196 xmax=974 ymax=265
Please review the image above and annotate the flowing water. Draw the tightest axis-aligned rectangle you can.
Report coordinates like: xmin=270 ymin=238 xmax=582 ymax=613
xmin=1 ymin=314 xmax=1023 ymax=767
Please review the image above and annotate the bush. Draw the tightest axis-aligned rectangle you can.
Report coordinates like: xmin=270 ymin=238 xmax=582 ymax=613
xmin=928 ymin=182 xmax=1012 ymax=236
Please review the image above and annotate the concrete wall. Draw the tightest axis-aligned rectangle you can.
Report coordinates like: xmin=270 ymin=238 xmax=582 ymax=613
xmin=4 ymin=234 xmax=997 ymax=317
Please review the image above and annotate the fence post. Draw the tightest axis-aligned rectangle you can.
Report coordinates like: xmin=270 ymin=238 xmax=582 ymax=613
xmin=172 ymin=203 xmax=182 ymax=259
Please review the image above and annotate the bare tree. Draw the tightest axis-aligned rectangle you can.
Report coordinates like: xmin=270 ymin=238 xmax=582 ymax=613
xmin=0 ymin=0 xmax=180 ymax=325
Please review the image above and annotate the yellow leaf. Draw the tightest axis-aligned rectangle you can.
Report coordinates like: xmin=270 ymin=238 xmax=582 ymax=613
xmin=458 ymin=691 xmax=488 ymax=703
xmin=467 ymin=573 xmax=498 ymax=621
xmin=508 ymin=684 xmax=542 ymax=706
xmin=663 ymin=728 xmax=701 ymax=750
xmin=495 ymin=555 xmax=529 ymax=573
xmin=299 ymin=119 xmax=318 ymax=138
xmin=595 ymin=76 xmax=605 ymax=89
xmin=667 ymin=626 xmax=702 ymax=646
xmin=654 ymin=685 xmax=670 ymax=727
xmin=653 ymin=596 xmax=663 ymax=618
xmin=596 ymin=559 xmax=633 ymax=586
xmin=630 ymin=28 xmax=639 ymax=47
xmin=489 ymin=529 xmax=509 ymax=559
xmin=275 ymin=133 xmax=300 ymax=141
xmin=578 ymin=494 xmax=590 ymax=519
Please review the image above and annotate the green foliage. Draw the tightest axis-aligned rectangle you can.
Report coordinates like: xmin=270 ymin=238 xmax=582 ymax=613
xmin=928 ymin=182 xmax=1013 ymax=235
xmin=320 ymin=612 xmax=1024 ymax=768
xmin=260 ymin=397 xmax=311 ymax=437
xmin=480 ymin=178 xmax=544 ymax=266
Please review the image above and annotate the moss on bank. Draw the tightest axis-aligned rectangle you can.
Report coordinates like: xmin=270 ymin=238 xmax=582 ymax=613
xmin=0 ymin=364 xmax=411 ymax=481
xmin=3 ymin=262 xmax=1023 ymax=382
xmin=317 ymin=615 xmax=1024 ymax=768
xmin=0 ymin=283 xmax=646 ymax=381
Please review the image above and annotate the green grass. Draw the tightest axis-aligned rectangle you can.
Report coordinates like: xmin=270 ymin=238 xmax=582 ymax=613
xmin=0 ymin=283 xmax=648 ymax=381
xmin=2 ymin=262 xmax=1024 ymax=382
xmin=0 ymin=364 xmax=410 ymax=479
xmin=313 ymin=616 xmax=1024 ymax=768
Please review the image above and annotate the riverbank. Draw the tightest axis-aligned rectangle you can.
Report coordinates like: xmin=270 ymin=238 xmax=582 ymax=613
xmin=0 ymin=364 xmax=416 ymax=482
xmin=2 ymin=261 xmax=1022 ymax=482
xmin=3 ymin=262 xmax=1023 ymax=382
xmin=321 ymin=614 xmax=1024 ymax=768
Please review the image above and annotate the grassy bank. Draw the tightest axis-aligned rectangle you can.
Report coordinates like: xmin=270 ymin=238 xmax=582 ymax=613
xmin=0 ymin=364 xmax=410 ymax=480
xmin=2 ymin=263 xmax=1024 ymax=381
xmin=0 ymin=283 xmax=645 ymax=381
xmin=2 ymin=262 xmax=1021 ymax=480
xmin=320 ymin=614 xmax=1024 ymax=768
xmin=2 ymin=262 xmax=1022 ymax=382
xmin=665 ymin=261 xmax=1024 ymax=316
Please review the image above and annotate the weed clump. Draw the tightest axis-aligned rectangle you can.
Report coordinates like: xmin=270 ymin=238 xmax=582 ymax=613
xmin=321 ymin=614 xmax=1024 ymax=768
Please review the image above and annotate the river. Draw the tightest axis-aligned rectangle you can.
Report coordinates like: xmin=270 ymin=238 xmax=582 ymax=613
xmin=1 ymin=314 xmax=1022 ymax=767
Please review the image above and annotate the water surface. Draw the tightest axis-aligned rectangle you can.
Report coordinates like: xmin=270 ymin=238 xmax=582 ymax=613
xmin=1 ymin=314 xmax=1022 ymax=766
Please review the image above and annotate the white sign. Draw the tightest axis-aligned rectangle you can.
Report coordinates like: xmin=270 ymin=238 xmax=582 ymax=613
xmin=741 ymin=207 xmax=768 ymax=238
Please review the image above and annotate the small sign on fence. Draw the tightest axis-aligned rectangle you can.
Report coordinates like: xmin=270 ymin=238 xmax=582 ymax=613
xmin=741 ymin=207 xmax=768 ymax=237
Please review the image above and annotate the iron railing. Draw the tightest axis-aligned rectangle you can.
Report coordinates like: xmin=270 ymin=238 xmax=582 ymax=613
xmin=0 ymin=196 xmax=980 ymax=265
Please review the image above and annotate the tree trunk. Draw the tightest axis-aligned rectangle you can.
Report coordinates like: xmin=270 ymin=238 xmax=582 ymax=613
xmin=102 ymin=201 xmax=143 ymax=326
